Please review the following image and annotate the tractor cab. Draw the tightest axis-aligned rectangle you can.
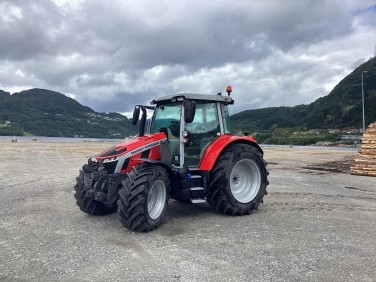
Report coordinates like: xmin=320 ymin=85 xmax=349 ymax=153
xmin=134 ymin=92 xmax=234 ymax=168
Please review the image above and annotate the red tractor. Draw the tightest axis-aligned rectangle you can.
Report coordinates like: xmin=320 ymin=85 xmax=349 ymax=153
xmin=74 ymin=87 xmax=269 ymax=232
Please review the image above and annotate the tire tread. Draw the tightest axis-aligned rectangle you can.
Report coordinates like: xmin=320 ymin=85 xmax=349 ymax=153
xmin=118 ymin=165 xmax=170 ymax=232
xmin=74 ymin=165 xmax=117 ymax=216
xmin=207 ymin=144 xmax=268 ymax=215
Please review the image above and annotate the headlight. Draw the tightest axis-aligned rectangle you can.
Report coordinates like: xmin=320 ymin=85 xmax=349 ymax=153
xmin=103 ymin=157 xmax=118 ymax=163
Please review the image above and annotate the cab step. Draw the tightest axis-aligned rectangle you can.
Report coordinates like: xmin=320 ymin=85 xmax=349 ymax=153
xmin=189 ymin=187 xmax=205 ymax=203
xmin=191 ymin=198 xmax=206 ymax=204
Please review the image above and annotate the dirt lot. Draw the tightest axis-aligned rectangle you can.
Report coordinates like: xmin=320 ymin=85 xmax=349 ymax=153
xmin=1 ymin=141 xmax=375 ymax=281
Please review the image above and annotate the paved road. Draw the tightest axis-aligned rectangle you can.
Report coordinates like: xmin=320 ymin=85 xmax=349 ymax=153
xmin=1 ymin=142 xmax=375 ymax=281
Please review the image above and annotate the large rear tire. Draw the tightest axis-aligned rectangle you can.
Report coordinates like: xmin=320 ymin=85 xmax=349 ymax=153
xmin=118 ymin=165 xmax=170 ymax=232
xmin=74 ymin=164 xmax=117 ymax=215
xmin=207 ymin=144 xmax=268 ymax=215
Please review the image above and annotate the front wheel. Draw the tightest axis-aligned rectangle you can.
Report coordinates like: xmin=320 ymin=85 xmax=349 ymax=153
xmin=207 ymin=144 xmax=268 ymax=215
xmin=117 ymin=165 xmax=170 ymax=232
xmin=74 ymin=164 xmax=117 ymax=215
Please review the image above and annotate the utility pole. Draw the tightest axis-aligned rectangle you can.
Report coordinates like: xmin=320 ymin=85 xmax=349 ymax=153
xmin=361 ymin=71 xmax=367 ymax=134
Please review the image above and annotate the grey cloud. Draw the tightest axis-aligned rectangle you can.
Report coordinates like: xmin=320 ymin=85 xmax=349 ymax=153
xmin=75 ymin=73 xmax=118 ymax=88
xmin=0 ymin=0 xmax=375 ymax=116
xmin=266 ymin=1 xmax=352 ymax=50
xmin=1 ymin=0 xmax=355 ymax=66
xmin=352 ymin=58 xmax=366 ymax=69
xmin=0 ymin=0 xmax=62 ymax=60
xmin=78 ymin=90 xmax=158 ymax=114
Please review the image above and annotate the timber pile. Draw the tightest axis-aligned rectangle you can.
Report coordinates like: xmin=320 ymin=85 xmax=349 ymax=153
xmin=351 ymin=122 xmax=376 ymax=176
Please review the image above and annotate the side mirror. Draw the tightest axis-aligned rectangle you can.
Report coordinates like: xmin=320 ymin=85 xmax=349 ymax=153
xmin=132 ymin=106 xmax=140 ymax=125
xmin=184 ymin=100 xmax=196 ymax=123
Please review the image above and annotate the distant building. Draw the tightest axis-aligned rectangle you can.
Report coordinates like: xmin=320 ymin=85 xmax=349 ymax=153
xmin=308 ymin=129 xmax=321 ymax=134
xmin=328 ymin=129 xmax=341 ymax=134
xmin=341 ymin=135 xmax=362 ymax=144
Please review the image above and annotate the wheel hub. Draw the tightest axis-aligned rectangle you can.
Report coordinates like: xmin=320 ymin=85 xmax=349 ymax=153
xmin=231 ymin=174 xmax=240 ymax=185
xmin=148 ymin=180 xmax=167 ymax=220
xmin=229 ymin=159 xmax=261 ymax=203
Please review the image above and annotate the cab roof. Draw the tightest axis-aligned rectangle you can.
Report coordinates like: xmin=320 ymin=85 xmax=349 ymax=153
xmin=151 ymin=93 xmax=234 ymax=105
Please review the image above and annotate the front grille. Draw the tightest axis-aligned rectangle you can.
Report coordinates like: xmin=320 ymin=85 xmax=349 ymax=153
xmin=121 ymin=158 xmax=130 ymax=171
xmin=102 ymin=160 xmax=118 ymax=174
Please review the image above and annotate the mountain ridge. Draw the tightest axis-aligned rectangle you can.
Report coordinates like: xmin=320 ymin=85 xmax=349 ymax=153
xmin=231 ymin=56 xmax=376 ymax=133
xmin=0 ymin=88 xmax=136 ymax=138
xmin=1 ymin=57 xmax=375 ymax=138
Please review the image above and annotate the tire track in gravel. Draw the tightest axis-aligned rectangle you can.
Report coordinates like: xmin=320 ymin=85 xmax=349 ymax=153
xmin=260 ymin=192 xmax=376 ymax=213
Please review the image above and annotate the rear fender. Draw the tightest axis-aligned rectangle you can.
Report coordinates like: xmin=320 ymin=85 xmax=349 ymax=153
xmin=198 ymin=135 xmax=263 ymax=171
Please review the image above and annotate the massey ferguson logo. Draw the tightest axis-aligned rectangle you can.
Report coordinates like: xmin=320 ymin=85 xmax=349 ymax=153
xmin=130 ymin=141 xmax=162 ymax=155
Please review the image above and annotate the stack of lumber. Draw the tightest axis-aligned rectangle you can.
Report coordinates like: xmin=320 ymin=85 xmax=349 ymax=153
xmin=351 ymin=122 xmax=376 ymax=176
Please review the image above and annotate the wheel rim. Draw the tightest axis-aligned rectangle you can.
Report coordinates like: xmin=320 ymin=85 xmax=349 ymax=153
xmin=148 ymin=180 xmax=167 ymax=220
xmin=230 ymin=159 xmax=261 ymax=203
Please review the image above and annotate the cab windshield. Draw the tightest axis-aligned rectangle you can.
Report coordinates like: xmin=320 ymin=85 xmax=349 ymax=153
xmin=150 ymin=103 xmax=181 ymax=137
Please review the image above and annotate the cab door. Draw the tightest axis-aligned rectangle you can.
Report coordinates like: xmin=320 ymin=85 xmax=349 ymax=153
xmin=184 ymin=102 xmax=220 ymax=167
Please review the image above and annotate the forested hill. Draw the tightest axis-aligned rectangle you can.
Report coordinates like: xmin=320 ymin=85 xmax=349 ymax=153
xmin=1 ymin=57 xmax=375 ymax=138
xmin=231 ymin=57 xmax=376 ymax=133
xmin=0 ymin=88 xmax=136 ymax=138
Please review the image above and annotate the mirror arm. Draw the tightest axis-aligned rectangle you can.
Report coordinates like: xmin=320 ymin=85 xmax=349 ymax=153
xmin=138 ymin=106 xmax=147 ymax=137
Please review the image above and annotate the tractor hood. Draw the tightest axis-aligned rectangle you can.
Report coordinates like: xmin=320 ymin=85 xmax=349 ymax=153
xmin=96 ymin=132 xmax=167 ymax=161
xmin=93 ymin=132 xmax=167 ymax=174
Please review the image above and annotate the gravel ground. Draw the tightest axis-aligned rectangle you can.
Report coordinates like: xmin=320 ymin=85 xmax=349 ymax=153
xmin=0 ymin=141 xmax=375 ymax=281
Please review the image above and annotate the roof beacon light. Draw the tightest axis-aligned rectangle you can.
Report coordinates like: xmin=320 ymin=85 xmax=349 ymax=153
xmin=226 ymin=85 xmax=232 ymax=96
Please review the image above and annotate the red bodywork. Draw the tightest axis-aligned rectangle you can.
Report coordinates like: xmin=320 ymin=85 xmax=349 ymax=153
xmin=199 ymin=135 xmax=261 ymax=171
xmin=96 ymin=132 xmax=166 ymax=173
xmin=95 ymin=132 xmax=260 ymax=173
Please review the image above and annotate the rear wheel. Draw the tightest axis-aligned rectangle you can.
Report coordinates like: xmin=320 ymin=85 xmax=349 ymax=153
xmin=74 ymin=164 xmax=117 ymax=215
xmin=207 ymin=144 xmax=268 ymax=215
xmin=118 ymin=165 xmax=170 ymax=232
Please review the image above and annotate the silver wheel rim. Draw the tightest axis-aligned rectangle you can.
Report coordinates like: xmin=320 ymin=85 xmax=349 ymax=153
xmin=230 ymin=159 xmax=261 ymax=203
xmin=148 ymin=180 xmax=167 ymax=220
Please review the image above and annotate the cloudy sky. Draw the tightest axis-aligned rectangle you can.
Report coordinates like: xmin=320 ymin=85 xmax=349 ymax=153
xmin=1 ymin=0 xmax=375 ymax=116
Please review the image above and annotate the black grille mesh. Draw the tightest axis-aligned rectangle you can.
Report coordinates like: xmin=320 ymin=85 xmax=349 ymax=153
xmin=102 ymin=160 xmax=118 ymax=174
